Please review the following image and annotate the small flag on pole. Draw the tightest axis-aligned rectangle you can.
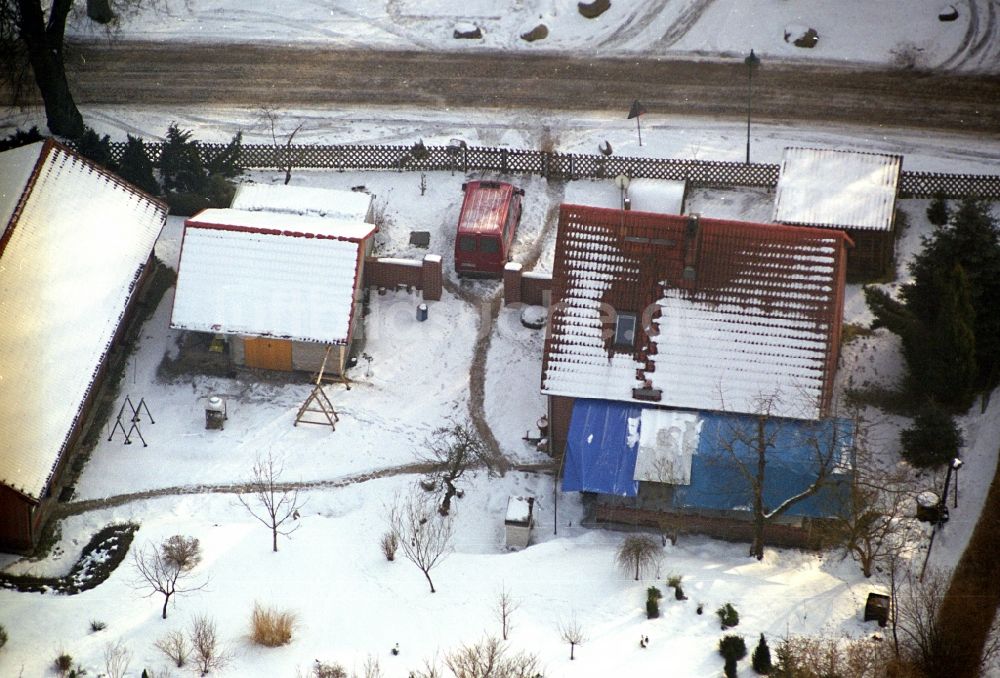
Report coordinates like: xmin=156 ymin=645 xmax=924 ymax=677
xmin=627 ymin=100 xmax=647 ymax=146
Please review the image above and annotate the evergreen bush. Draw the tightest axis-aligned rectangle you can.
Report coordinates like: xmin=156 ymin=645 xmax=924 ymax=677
xmin=118 ymin=135 xmax=160 ymax=196
xmin=0 ymin=623 xmax=6 ymax=650
xmin=926 ymin=192 xmax=949 ymax=227
xmin=646 ymin=586 xmax=662 ymax=619
xmin=719 ymin=634 xmax=747 ymax=678
xmin=74 ymin=127 xmax=116 ymax=170
xmin=717 ymin=602 xmax=740 ymax=629
xmin=900 ymin=404 xmax=964 ymax=468
xmin=0 ymin=126 xmax=44 ymax=152
xmin=752 ymin=633 xmax=773 ymax=674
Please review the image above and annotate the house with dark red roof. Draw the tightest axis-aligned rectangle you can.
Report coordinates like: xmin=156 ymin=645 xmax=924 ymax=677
xmin=542 ymin=204 xmax=854 ymax=546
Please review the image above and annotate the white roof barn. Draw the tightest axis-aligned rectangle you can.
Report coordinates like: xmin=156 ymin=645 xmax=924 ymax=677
xmin=0 ymin=140 xmax=166 ymax=524
xmin=231 ymin=183 xmax=374 ymax=222
xmin=772 ymin=147 xmax=902 ymax=231
xmin=170 ymin=208 xmax=375 ymax=345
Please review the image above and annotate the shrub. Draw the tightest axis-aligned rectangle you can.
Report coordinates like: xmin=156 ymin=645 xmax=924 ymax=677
xmin=162 ymin=534 xmax=201 ymax=570
xmin=154 ymin=629 xmax=190 ymax=667
xmin=90 ymin=619 xmax=107 ymax=632
xmin=666 ymin=574 xmax=683 ymax=589
xmin=0 ymin=623 xmax=6 ymax=650
xmin=54 ymin=652 xmax=74 ymax=676
xmin=900 ymin=404 xmax=963 ymax=468
xmin=615 ymin=534 xmax=661 ymax=580
xmin=313 ymin=661 xmax=348 ymax=678
xmin=250 ymin=602 xmax=296 ymax=647
xmin=380 ymin=531 xmax=399 ymax=561
xmin=717 ymin=602 xmax=740 ymax=629
xmin=646 ymin=586 xmax=662 ymax=619
xmin=73 ymin=127 xmax=116 ymax=170
xmin=927 ymin=192 xmax=950 ymax=227
xmin=0 ymin=126 xmax=44 ymax=152
xmin=719 ymin=635 xmax=748 ymax=678
xmin=752 ymin=633 xmax=773 ymax=674
xmin=118 ymin=135 xmax=161 ymax=196
xmin=190 ymin=614 xmax=228 ymax=675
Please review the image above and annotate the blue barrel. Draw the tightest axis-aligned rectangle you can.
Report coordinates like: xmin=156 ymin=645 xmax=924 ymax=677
xmin=416 ymin=303 xmax=428 ymax=321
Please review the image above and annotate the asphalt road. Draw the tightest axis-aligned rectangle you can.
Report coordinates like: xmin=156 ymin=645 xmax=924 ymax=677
xmin=13 ymin=42 xmax=1000 ymax=136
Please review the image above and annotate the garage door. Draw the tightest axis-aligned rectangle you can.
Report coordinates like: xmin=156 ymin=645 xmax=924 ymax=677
xmin=243 ymin=337 xmax=293 ymax=371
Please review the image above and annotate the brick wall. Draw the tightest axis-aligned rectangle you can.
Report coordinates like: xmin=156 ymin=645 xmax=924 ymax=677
xmin=364 ymin=255 xmax=442 ymax=300
xmin=503 ymin=263 xmax=552 ymax=306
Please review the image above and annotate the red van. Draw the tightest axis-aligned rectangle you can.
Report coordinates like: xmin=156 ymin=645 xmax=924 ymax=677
xmin=454 ymin=180 xmax=524 ymax=277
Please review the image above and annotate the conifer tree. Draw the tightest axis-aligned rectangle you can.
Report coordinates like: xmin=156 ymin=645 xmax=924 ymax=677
xmin=752 ymin=633 xmax=773 ymax=674
xmin=118 ymin=135 xmax=160 ymax=197
xmin=926 ymin=192 xmax=949 ymax=227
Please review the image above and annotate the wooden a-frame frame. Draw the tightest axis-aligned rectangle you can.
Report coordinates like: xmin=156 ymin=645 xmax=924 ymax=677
xmin=294 ymin=345 xmax=340 ymax=430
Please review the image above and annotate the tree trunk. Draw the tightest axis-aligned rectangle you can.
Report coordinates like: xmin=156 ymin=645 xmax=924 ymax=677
xmin=634 ymin=561 xmax=640 ymax=580
xmin=272 ymin=527 xmax=278 ymax=552
xmin=439 ymin=476 xmax=457 ymax=516
xmin=86 ymin=0 xmax=115 ymax=24
xmin=422 ymin=569 xmax=436 ymax=593
xmin=162 ymin=593 xmax=171 ymax=619
xmin=16 ymin=0 xmax=85 ymax=138
xmin=570 ymin=642 xmax=575 ymax=660
xmin=751 ymin=416 xmax=767 ymax=560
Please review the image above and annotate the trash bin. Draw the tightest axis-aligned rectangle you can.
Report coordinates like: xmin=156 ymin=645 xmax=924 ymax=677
xmin=864 ymin=592 xmax=890 ymax=627
xmin=504 ymin=496 xmax=534 ymax=550
xmin=416 ymin=303 xmax=428 ymax=321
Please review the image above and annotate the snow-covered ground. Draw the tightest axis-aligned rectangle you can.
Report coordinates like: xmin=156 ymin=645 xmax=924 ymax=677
xmin=2 ymin=1 xmax=1000 ymax=676
xmin=63 ymin=0 xmax=1000 ymax=73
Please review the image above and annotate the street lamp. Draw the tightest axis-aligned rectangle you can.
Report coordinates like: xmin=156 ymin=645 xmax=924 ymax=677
xmin=942 ymin=457 xmax=963 ymax=509
xmin=744 ymin=49 xmax=760 ymax=164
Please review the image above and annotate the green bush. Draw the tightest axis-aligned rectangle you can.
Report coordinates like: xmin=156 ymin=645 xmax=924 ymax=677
xmin=752 ymin=633 xmax=773 ymax=674
xmin=927 ymin=192 xmax=949 ymax=227
xmin=118 ymin=135 xmax=160 ymax=196
xmin=900 ymin=405 xmax=964 ymax=468
xmin=719 ymin=635 xmax=747 ymax=678
xmin=646 ymin=586 xmax=662 ymax=618
xmin=717 ymin=602 xmax=740 ymax=629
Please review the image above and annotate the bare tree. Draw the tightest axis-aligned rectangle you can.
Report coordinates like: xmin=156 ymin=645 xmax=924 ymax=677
xmin=237 ymin=452 xmax=305 ymax=552
xmin=819 ymin=412 xmax=919 ymax=577
xmin=444 ymin=636 xmax=544 ymax=678
xmin=132 ymin=535 xmax=206 ymax=619
xmin=190 ymin=614 xmax=229 ymax=676
xmin=102 ymin=639 xmax=132 ymax=678
xmin=558 ymin=615 xmax=586 ymax=661
xmin=387 ymin=489 xmax=455 ymax=593
xmin=154 ymin=629 xmax=191 ymax=667
xmin=714 ymin=391 xmax=849 ymax=560
xmin=614 ymin=534 xmax=661 ymax=580
xmin=421 ymin=423 xmax=503 ymax=516
xmin=494 ymin=584 xmax=520 ymax=640
xmin=259 ymin=107 xmax=304 ymax=185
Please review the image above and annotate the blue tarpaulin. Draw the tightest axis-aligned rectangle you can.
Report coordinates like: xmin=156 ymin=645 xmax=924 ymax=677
xmin=675 ymin=412 xmax=853 ymax=519
xmin=560 ymin=400 xmax=854 ymax=518
xmin=562 ymin=399 xmax=642 ymax=496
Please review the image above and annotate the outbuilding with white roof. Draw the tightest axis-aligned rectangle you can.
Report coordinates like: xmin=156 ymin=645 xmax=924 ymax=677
xmin=773 ymin=147 xmax=902 ymax=278
xmin=0 ymin=140 xmax=166 ymax=552
xmin=170 ymin=205 xmax=376 ymax=375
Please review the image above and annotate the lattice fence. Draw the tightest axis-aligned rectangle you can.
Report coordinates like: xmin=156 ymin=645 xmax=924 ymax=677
xmin=100 ymin=140 xmax=1000 ymax=198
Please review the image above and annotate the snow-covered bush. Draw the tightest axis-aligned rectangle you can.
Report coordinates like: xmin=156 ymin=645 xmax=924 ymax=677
xmin=719 ymin=635 xmax=747 ymax=678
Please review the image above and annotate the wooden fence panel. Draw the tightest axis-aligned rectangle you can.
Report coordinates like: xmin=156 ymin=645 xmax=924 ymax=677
xmin=85 ymin=140 xmax=1000 ymax=199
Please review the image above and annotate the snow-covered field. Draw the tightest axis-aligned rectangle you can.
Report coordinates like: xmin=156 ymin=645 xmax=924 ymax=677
xmin=2 ymin=1 xmax=1000 ymax=677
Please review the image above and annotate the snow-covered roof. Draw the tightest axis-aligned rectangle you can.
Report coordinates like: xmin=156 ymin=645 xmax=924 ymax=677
xmin=231 ymin=183 xmax=374 ymax=222
xmin=187 ymin=207 xmax=376 ymax=241
xmin=170 ymin=220 xmax=363 ymax=344
xmin=772 ymin=147 xmax=902 ymax=231
xmin=0 ymin=142 xmax=41 ymax=238
xmin=0 ymin=140 xmax=166 ymax=501
xmin=541 ymin=205 xmax=849 ymax=420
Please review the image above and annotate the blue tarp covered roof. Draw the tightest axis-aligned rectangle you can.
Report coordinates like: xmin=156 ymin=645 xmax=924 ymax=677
xmin=563 ymin=399 xmax=642 ymax=496
xmin=561 ymin=399 xmax=853 ymax=518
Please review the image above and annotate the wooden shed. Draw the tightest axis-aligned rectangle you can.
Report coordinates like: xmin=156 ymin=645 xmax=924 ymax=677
xmin=0 ymin=140 xmax=166 ymax=552
xmin=773 ymin=147 xmax=902 ymax=280
xmin=170 ymin=208 xmax=376 ymax=376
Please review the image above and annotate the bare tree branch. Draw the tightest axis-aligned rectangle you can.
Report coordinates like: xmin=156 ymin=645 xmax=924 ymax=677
xmin=131 ymin=535 xmax=206 ymax=619
xmin=237 ymin=452 xmax=305 ymax=552
xmin=388 ymin=489 xmax=454 ymax=593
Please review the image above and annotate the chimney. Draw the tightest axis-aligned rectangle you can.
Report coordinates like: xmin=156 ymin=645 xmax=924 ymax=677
xmin=680 ymin=213 xmax=700 ymax=288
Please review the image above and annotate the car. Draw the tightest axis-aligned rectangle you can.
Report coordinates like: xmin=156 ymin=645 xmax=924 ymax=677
xmin=454 ymin=180 xmax=524 ymax=277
